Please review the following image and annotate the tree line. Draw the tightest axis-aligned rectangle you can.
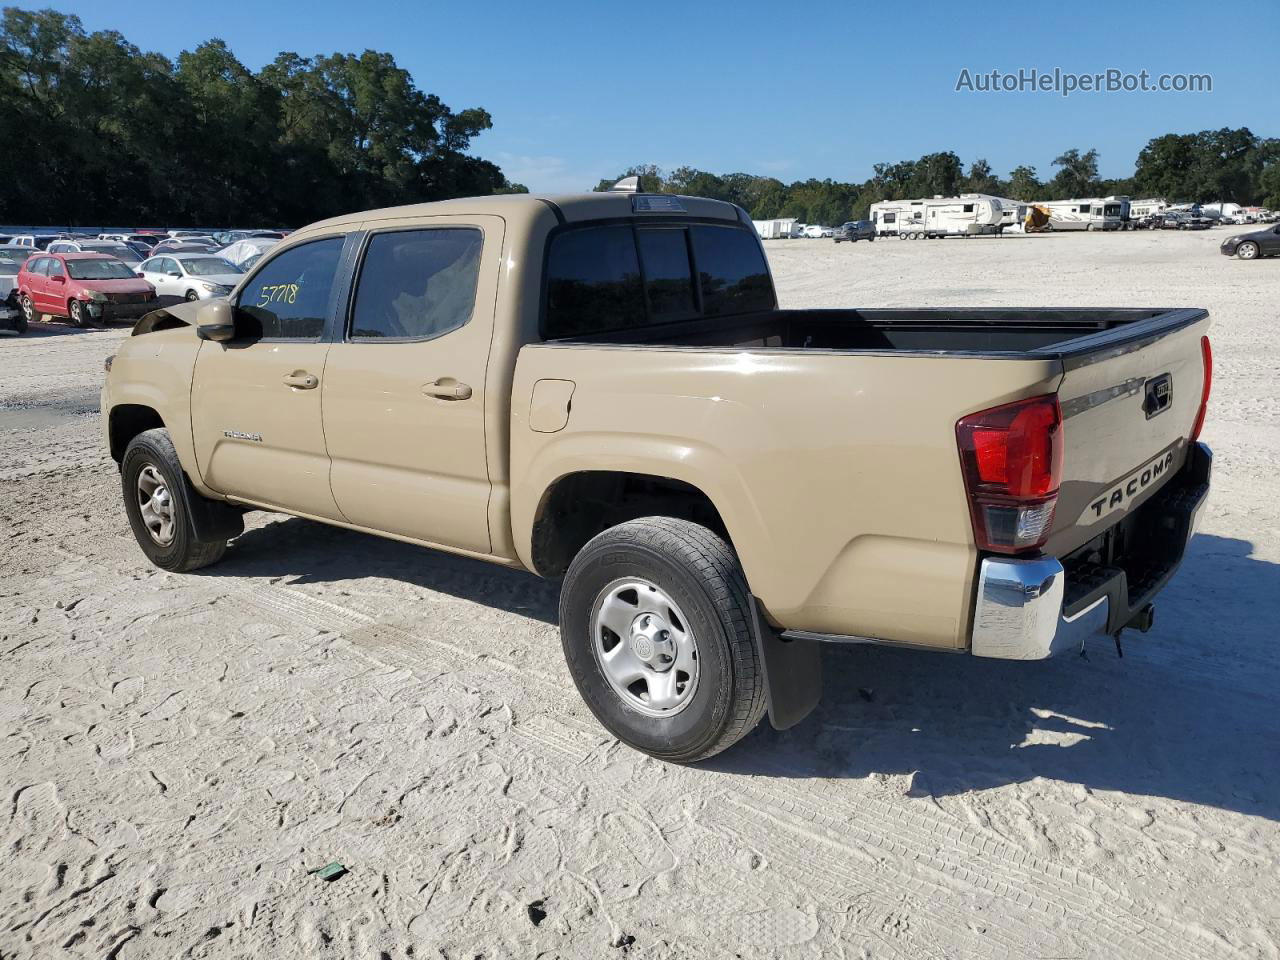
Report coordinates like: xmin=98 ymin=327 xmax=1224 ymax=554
xmin=0 ymin=7 xmax=527 ymax=227
xmin=597 ymin=130 xmax=1280 ymax=226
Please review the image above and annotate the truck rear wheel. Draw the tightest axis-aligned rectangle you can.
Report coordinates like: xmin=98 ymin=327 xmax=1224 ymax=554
xmin=121 ymin=428 xmax=229 ymax=572
xmin=559 ymin=517 xmax=766 ymax=763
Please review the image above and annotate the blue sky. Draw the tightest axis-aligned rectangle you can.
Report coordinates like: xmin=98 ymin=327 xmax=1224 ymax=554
xmin=14 ymin=0 xmax=1276 ymax=192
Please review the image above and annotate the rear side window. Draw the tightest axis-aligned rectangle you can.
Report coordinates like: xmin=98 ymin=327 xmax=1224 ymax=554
xmin=543 ymin=221 xmax=773 ymax=339
xmin=237 ymin=237 xmax=343 ymax=339
xmin=349 ymin=228 xmax=483 ymax=340
xmin=544 ymin=225 xmax=643 ymax=339
xmin=689 ymin=225 xmax=772 ymax=317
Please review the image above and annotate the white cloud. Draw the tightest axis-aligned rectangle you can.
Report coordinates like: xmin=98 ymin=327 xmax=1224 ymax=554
xmin=492 ymin=152 xmax=595 ymax=194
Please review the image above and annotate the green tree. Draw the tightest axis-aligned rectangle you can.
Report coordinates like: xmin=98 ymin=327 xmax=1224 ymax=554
xmin=1050 ymin=148 xmax=1100 ymax=198
xmin=963 ymin=158 xmax=1002 ymax=195
xmin=1007 ymin=165 xmax=1042 ymax=202
xmin=0 ymin=8 xmax=517 ymax=225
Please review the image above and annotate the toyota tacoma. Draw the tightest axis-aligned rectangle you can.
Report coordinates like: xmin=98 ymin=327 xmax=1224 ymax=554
xmin=101 ymin=185 xmax=1213 ymax=762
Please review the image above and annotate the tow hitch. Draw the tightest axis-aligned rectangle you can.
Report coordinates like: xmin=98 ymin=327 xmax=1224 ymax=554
xmin=1112 ymin=603 xmax=1156 ymax=657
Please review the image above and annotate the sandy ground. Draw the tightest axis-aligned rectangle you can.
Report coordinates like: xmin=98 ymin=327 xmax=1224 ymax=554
xmin=1 ymin=227 xmax=1277 ymax=959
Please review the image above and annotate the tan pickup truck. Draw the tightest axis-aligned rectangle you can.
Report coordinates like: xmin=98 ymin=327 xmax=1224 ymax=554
xmin=102 ymin=187 xmax=1213 ymax=762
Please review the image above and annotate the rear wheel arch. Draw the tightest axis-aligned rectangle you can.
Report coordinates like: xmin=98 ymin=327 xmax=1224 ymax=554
xmin=530 ymin=471 xmax=735 ymax=579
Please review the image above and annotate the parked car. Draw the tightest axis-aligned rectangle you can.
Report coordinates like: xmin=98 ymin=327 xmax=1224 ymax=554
xmin=833 ymin=220 xmax=875 ymax=243
xmin=100 ymin=233 xmax=162 ymax=249
xmin=0 ymin=245 xmax=34 ymax=332
xmin=217 ymin=237 xmax=278 ymax=267
xmin=150 ymin=239 xmax=217 ymax=256
xmin=102 ymin=190 xmax=1212 ymax=763
xmin=17 ymin=253 xmax=157 ymax=327
xmin=47 ymin=239 xmax=145 ymax=266
xmin=164 ymin=233 xmax=219 ymax=245
xmin=138 ymin=253 xmax=244 ymax=301
xmin=801 ymin=224 xmax=834 ymax=238
xmin=1156 ymin=212 xmax=1211 ymax=231
xmin=1219 ymin=223 xmax=1280 ymax=261
xmin=8 ymin=235 xmax=59 ymax=250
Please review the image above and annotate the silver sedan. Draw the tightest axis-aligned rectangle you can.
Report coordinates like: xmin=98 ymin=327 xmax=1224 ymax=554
xmin=137 ymin=253 xmax=245 ymax=301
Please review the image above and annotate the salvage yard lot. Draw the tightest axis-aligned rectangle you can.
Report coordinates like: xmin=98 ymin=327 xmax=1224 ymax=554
xmin=1 ymin=227 xmax=1277 ymax=958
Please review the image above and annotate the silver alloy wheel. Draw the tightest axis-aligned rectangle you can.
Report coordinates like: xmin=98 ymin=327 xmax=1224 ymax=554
xmin=136 ymin=464 xmax=176 ymax=545
xmin=21 ymin=296 xmax=34 ymax=322
xmin=591 ymin=578 xmax=700 ymax=717
xmin=69 ymin=300 xmax=84 ymax=325
xmin=1238 ymin=242 xmax=1258 ymax=260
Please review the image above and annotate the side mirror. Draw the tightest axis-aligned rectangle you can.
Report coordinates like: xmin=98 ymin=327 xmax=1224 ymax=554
xmin=51 ymin=274 xmax=65 ymax=283
xmin=136 ymin=272 xmax=145 ymax=279
xmin=195 ymin=300 xmax=235 ymax=342
xmin=168 ymin=270 xmax=181 ymax=278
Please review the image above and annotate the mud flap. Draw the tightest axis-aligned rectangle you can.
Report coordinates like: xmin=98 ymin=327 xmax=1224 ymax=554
xmin=750 ymin=598 xmax=823 ymax=730
xmin=178 ymin=471 xmax=245 ymax=544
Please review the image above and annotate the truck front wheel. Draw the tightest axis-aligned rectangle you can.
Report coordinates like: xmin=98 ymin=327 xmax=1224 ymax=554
xmin=121 ymin=428 xmax=229 ymax=572
xmin=559 ymin=517 xmax=767 ymax=763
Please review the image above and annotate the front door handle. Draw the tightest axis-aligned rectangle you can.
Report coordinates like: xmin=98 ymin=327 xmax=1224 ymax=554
xmin=422 ymin=378 xmax=473 ymax=401
xmin=282 ymin=371 xmax=318 ymax=389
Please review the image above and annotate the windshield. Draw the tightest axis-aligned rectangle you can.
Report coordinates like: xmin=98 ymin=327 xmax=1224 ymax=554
xmin=66 ymin=259 xmax=137 ymax=280
xmin=182 ymin=257 xmax=243 ymax=277
xmin=0 ymin=252 xmax=29 ymax=275
xmin=83 ymin=243 xmax=141 ymax=263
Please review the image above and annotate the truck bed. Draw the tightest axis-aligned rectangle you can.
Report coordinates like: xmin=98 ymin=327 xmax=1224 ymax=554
xmin=551 ymin=306 xmax=1205 ymax=362
xmin=517 ymin=302 xmax=1210 ymax=649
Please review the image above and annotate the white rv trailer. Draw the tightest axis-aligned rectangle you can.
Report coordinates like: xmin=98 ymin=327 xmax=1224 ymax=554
xmin=1036 ymin=198 xmax=1123 ymax=231
xmin=869 ymin=194 xmax=1003 ymax=238
xmin=1128 ymin=198 xmax=1169 ymax=219
xmin=752 ymin=218 xmax=800 ymax=240
xmin=994 ymin=197 xmax=1028 ymax=231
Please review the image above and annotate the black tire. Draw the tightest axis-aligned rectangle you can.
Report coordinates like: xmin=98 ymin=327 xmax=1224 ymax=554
xmin=559 ymin=517 xmax=767 ymax=763
xmin=1237 ymin=241 xmax=1259 ymax=261
xmin=184 ymin=290 xmax=200 ymax=302
xmin=20 ymin=294 xmax=36 ymax=328
xmin=68 ymin=298 xmax=88 ymax=328
xmin=121 ymin=427 xmax=229 ymax=572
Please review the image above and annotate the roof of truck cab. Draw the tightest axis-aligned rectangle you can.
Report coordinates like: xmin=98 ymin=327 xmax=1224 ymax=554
xmin=291 ymin=192 xmax=744 ymax=237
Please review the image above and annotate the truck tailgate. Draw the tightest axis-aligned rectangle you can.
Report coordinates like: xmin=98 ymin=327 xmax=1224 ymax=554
xmin=1046 ymin=309 xmax=1211 ymax=557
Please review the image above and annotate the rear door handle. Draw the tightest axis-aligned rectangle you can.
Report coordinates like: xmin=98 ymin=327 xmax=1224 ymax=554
xmin=422 ymin=378 xmax=473 ymax=401
xmin=282 ymin=371 xmax=318 ymax=389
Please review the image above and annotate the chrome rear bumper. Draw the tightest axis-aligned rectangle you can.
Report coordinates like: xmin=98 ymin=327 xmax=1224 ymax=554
xmin=970 ymin=556 xmax=1109 ymax=659
xmin=970 ymin=442 xmax=1211 ymax=660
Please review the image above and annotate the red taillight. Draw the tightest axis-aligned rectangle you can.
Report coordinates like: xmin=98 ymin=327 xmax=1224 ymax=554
xmin=1190 ymin=336 xmax=1212 ymax=442
xmin=957 ymin=395 xmax=1063 ymax=554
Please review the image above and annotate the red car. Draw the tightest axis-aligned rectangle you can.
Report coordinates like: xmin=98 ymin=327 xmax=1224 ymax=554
xmin=18 ymin=252 xmax=158 ymax=327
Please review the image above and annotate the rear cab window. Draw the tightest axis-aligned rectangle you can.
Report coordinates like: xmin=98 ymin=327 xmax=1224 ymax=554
xmin=543 ymin=219 xmax=773 ymax=339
